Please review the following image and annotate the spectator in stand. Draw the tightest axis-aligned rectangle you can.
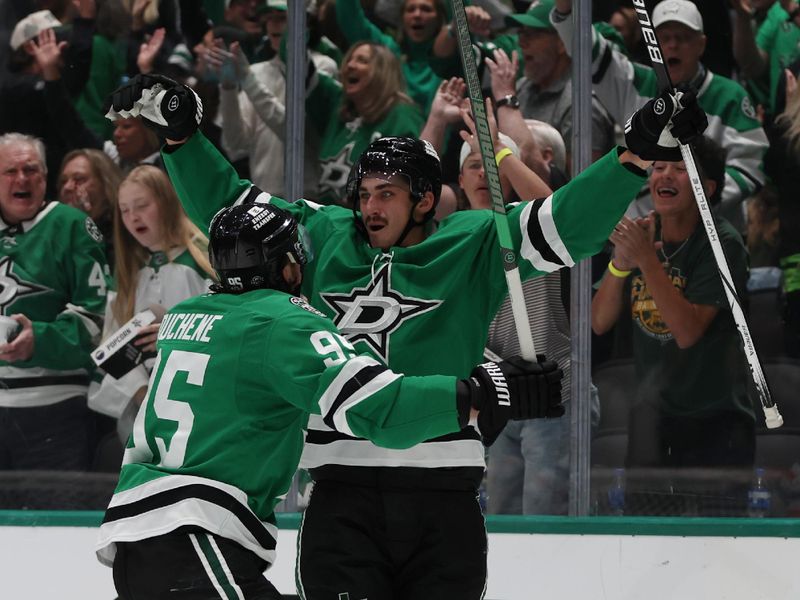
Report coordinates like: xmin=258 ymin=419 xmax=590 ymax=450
xmin=455 ymin=103 xmax=574 ymax=515
xmin=121 ymin=0 xmax=185 ymax=75
xmin=88 ymin=165 xmax=214 ymax=445
xmin=113 ymin=117 xmax=163 ymax=173
xmin=607 ymin=2 xmax=649 ymax=64
xmin=0 ymin=133 xmax=110 ymax=471
xmin=765 ymin=68 xmax=800 ymax=355
xmin=733 ymin=0 xmax=799 ymax=121
xmin=211 ymin=1 xmax=338 ymax=198
xmin=498 ymin=2 xmax=616 ymax=173
xmin=220 ymin=40 xmax=423 ymax=206
xmin=552 ymin=0 xmax=768 ymax=232
xmin=418 ymin=78 xmax=580 ymax=515
xmin=335 ymin=0 xmax=463 ymax=113
xmin=220 ymin=0 xmax=271 ymax=63
xmin=58 ymin=148 xmax=123 ymax=264
xmin=1 ymin=9 xmax=96 ymax=190
xmin=591 ymin=137 xmax=756 ymax=470
xmin=730 ymin=0 xmax=777 ymax=118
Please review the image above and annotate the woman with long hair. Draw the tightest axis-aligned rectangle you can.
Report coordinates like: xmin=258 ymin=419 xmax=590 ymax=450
xmin=335 ymin=0 xmax=452 ymax=113
xmin=88 ymin=166 xmax=215 ymax=443
xmin=58 ymin=148 xmax=123 ymax=264
xmin=210 ymin=39 xmax=422 ymax=205
xmin=308 ymin=41 xmax=423 ymax=205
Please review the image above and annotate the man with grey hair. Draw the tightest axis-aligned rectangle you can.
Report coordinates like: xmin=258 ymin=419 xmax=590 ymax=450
xmin=0 ymin=133 xmax=110 ymax=472
xmin=526 ymin=118 xmax=567 ymax=175
xmin=503 ymin=0 xmax=616 ymax=173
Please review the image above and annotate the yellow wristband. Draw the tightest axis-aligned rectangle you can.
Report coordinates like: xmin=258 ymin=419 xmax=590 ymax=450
xmin=495 ymin=147 xmax=514 ymax=166
xmin=608 ymin=260 xmax=632 ymax=278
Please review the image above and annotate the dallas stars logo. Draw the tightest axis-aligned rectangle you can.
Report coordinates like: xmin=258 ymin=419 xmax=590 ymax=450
xmin=321 ymin=263 xmax=441 ymax=362
xmin=0 ymin=256 xmax=50 ymax=314
xmin=319 ymin=142 xmax=356 ymax=200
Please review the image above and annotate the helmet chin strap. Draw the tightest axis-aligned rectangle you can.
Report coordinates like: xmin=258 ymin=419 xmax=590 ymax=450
xmin=389 ymin=204 xmax=425 ymax=249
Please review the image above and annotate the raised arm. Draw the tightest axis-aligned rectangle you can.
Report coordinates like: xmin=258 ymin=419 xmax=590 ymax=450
xmin=106 ymin=74 xmax=249 ymax=230
xmin=460 ymin=98 xmax=552 ymax=200
xmin=420 ymin=77 xmax=466 ymax=155
xmin=731 ymin=0 xmax=768 ymax=81
xmin=432 ymin=5 xmax=493 ymax=59
xmin=335 ymin=0 xmax=396 ymax=50
xmin=485 ymin=47 xmax=551 ymax=177
xmin=506 ymin=89 xmax=706 ymax=278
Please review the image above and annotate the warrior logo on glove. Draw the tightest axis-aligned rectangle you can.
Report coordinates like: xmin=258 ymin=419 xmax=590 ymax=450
xmin=477 ymin=362 xmax=511 ymax=406
xmin=462 ymin=355 xmax=564 ymax=446
xmin=105 ymin=73 xmax=203 ymax=141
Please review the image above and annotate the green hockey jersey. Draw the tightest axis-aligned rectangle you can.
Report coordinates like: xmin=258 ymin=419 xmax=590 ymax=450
xmin=162 ymin=133 xmax=646 ymax=475
xmin=96 ymin=289 xmax=461 ymax=566
xmin=0 ymin=201 xmax=110 ymax=407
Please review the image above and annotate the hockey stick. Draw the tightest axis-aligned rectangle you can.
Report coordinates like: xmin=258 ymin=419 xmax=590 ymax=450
xmin=449 ymin=0 xmax=537 ymax=361
xmin=631 ymin=0 xmax=782 ymax=428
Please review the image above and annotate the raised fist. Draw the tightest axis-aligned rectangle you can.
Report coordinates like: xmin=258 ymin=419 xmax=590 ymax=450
xmin=624 ymin=86 xmax=707 ymax=161
xmin=106 ymin=73 xmax=202 ymax=141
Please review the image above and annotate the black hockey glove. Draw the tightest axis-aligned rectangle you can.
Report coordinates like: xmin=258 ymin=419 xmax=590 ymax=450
xmin=624 ymin=86 xmax=707 ymax=161
xmin=669 ymin=85 xmax=708 ymax=145
xmin=458 ymin=355 xmax=564 ymax=447
xmin=105 ymin=73 xmax=203 ymax=141
xmin=503 ymin=355 xmax=564 ymax=420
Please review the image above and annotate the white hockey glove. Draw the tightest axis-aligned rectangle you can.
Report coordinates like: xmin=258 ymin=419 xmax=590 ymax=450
xmin=105 ymin=73 xmax=203 ymax=141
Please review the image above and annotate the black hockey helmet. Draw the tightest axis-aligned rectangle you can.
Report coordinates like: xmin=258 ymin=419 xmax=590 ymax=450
xmin=346 ymin=136 xmax=442 ymax=246
xmin=209 ymin=203 xmax=307 ymax=294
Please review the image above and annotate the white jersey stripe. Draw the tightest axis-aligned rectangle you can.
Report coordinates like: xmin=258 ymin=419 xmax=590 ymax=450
xmin=300 ymin=433 xmax=485 ymax=469
xmin=317 ymin=356 xmax=383 ymax=417
xmin=331 ymin=370 xmax=402 ymax=437
xmin=519 ymin=200 xmax=574 ymax=273
xmin=96 ymin=496 xmax=278 ymax=567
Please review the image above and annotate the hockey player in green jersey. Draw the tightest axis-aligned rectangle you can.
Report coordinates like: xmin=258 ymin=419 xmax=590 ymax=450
xmin=104 ymin=73 xmax=708 ymax=599
xmin=96 ymin=201 xmax=563 ymax=599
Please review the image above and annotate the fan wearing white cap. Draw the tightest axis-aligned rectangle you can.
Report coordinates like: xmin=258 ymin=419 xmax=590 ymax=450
xmin=551 ymin=0 xmax=768 ymax=233
xmin=650 ymin=0 xmax=705 ymax=85
xmin=9 ymin=10 xmax=62 ymax=52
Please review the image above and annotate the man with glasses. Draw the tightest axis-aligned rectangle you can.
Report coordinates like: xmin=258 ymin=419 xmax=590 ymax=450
xmin=0 ymin=133 xmax=109 ymax=472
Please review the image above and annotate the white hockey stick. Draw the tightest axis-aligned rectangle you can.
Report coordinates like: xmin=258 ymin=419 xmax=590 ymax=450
xmin=449 ymin=0 xmax=537 ymax=361
xmin=632 ymin=0 xmax=782 ymax=428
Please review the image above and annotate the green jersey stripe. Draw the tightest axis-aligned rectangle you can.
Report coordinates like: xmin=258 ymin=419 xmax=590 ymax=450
xmin=193 ymin=533 xmax=244 ymax=600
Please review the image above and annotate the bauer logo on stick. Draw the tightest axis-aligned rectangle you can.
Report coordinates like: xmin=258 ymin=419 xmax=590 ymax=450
xmin=632 ymin=0 xmax=664 ymax=65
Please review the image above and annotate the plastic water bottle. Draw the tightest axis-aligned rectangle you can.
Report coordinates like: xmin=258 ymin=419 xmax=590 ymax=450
xmin=747 ymin=467 xmax=771 ymax=518
xmin=608 ymin=468 xmax=626 ymax=516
